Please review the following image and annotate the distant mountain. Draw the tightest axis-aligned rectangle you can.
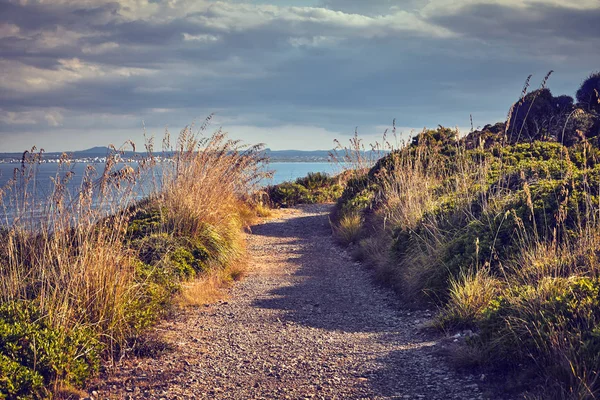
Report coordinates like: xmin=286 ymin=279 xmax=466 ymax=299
xmin=0 ymin=146 xmax=138 ymax=162
xmin=78 ymin=146 xmax=112 ymax=154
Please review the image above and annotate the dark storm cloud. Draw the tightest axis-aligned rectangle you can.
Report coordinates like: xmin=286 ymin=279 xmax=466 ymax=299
xmin=430 ymin=2 xmax=600 ymax=60
xmin=0 ymin=1 xmax=119 ymax=32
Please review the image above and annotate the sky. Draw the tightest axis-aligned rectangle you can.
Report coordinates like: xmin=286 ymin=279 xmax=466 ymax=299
xmin=0 ymin=0 xmax=599 ymax=151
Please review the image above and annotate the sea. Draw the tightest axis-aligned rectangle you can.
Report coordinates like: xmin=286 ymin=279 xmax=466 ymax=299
xmin=0 ymin=161 xmax=340 ymax=223
xmin=264 ymin=162 xmax=341 ymax=185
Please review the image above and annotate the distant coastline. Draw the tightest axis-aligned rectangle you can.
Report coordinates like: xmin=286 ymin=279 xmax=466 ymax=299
xmin=0 ymin=147 xmax=386 ymax=164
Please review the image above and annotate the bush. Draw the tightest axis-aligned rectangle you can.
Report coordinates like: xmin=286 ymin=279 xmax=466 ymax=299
xmin=335 ymin=174 xmax=377 ymax=219
xmin=0 ymin=353 xmax=45 ymax=400
xmin=438 ymin=268 xmax=502 ymax=329
xmin=463 ymin=122 xmax=506 ymax=150
xmin=268 ymin=182 xmax=311 ymax=207
xmin=577 ymin=72 xmax=600 ymax=113
xmin=126 ymin=203 xmax=166 ymax=239
xmin=268 ymin=172 xmax=345 ymax=207
xmin=477 ymin=277 xmax=600 ymax=370
xmin=0 ymin=301 xmax=101 ymax=399
xmin=507 ymin=88 xmax=574 ymax=143
xmin=295 ymin=172 xmax=334 ymax=190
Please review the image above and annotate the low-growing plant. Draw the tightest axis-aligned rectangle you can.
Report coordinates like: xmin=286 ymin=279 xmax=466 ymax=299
xmin=331 ymin=213 xmax=363 ymax=246
xmin=0 ymin=301 xmax=101 ymax=398
xmin=577 ymin=72 xmax=600 ymax=113
xmin=438 ymin=268 xmax=502 ymax=329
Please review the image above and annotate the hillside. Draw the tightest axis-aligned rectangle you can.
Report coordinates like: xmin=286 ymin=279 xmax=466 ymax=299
xmin=325 ymin=72 xmax=600 ymax=398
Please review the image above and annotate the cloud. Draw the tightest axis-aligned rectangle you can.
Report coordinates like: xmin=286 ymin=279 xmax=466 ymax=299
xmin=321 ymin=0 xmax=426 ymax=16
xmin=0 ymin=108 xmax=65 ymax=127
xmin=182 ymin=33 xmax=220 ymax=42
xmin=0 ymin=22 xmax=20 ymax=38
xmin=0 ymin=109 xmax=37 ymax=125
xmin=429 ymin=1 xmax=600 ymax=54
xmin=288 ymin=35 xmax=340 ymax=47
xmin=0 ymin=0 xmax=599 ymax=152
xmin=0 ymin=58 xmax=155 ymax=93
xmin=44 ymin=110 xmax=64 ymax=127
xmin=82 ymin=41 xmax=119 ymax=54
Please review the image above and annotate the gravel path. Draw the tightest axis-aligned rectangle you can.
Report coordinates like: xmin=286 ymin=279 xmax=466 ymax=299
xmin=90 ymin=204 xmax=494 ymax=399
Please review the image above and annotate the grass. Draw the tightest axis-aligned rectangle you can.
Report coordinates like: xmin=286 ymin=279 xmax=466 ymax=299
xmin=331 ymin=72 xmax=600 ymax=398
xmin=0 ymin=121 xmax=267 ymax=398
xmin=176 ymin=259 xmax=248 ymax=307
xmin=331 ymin=213 xmax=362 ymax=245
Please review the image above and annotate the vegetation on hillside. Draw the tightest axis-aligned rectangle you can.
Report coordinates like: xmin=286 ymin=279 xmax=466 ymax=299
xmin=331 ymin=71 xmax=600 ymax=398
xmin=266 ymin=171 xmax=346 ymax=207
xmin=0 ymin=125 xmax=267 ymax=398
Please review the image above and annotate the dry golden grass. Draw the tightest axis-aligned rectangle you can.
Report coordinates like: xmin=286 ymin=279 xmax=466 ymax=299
xmin=378 ymin=147 xmax=443 ymax=230
xmin=176 ymin=259 xmax=248 ymax=307
xmin=442 ymin=268 xmax=502 ymax=327
xmin=0 ymin=121 xmax=268 ymax=393
xmin=253 ymin=202 xmax=273 ymax=218
xmin=0 ymin=149 xmax=145 ymax=349
xmin=176 ymin=272 xmax=227 ymax=307
xmin=331 ymin=213 xmax=362 ymax=245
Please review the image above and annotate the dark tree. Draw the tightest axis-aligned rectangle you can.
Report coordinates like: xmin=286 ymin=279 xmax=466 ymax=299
xmin=508 ymin=88 xmax=574 ymax=143
xmin=576 ymin=72 xmax=600 ymax=113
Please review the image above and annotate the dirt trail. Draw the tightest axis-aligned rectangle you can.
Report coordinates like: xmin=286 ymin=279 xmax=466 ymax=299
xmin=92 ymin=204 xmax=491 ymax=399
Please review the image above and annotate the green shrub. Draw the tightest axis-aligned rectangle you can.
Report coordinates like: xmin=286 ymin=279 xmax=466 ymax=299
xmin=126 ymin=203 xmax=166 ymax=239
xmin=295 ymin=172 xmax=334 ymax=190
xmin=476 ymin=277 xmax=600 ymax=376
xmin=169 ymin=247 xmax=197 ymax=279
xmin=410 ymin=126 xmax=459 ymax=150
xmin=507 ymin=88 xmax=574 ymax=143
xmin=0 ymin=353 xmax=45 ymax=400
xmin=124 ymin=230 xmax=219 ymax=333
xmin=268 ymin=172 xmax=345 ymax=207
xmin=268 ymin=182 xmax=311 ymax=207
xmin=0 ymin=301 xmax=101 ymax=399
xmin=335 ymin=174 xmax=377 ymax=219
xmin=463 ymin=122 xmax=506 ymax=150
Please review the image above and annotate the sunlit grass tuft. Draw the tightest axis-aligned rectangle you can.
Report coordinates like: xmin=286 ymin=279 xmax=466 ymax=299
xmin=331 ymin=213 xmax=363 ymax=245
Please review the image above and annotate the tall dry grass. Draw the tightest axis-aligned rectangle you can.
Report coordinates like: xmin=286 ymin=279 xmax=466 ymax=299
xmin=0 ymin=122 xmax=267 ymax=393
xmin=1 ymin=146 xmax=142 ymax=348
xmin=162 ymin=127 xmax=266 ymax=237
